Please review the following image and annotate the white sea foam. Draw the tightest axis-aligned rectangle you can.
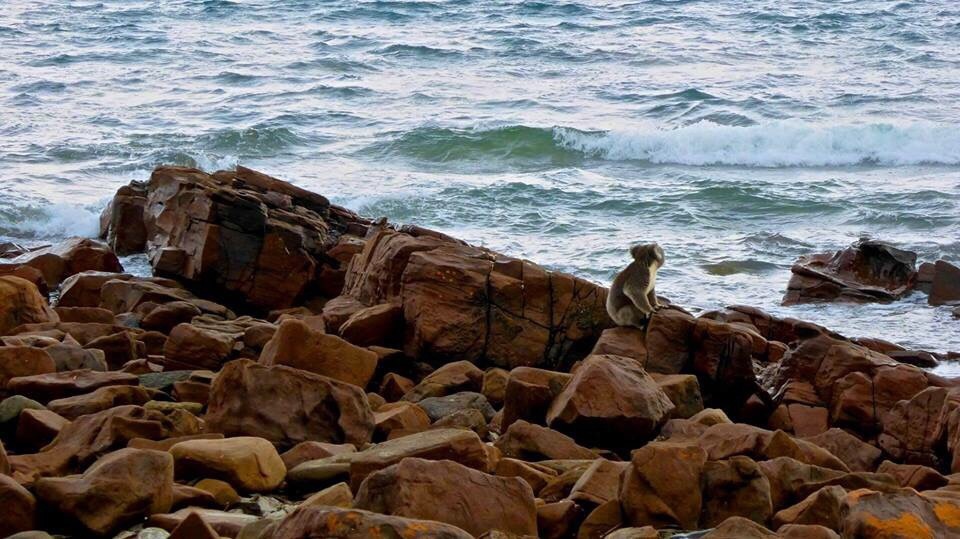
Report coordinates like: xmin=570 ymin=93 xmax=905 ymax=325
xmin=554 ymin=121 xmax=960 ymax=167
xmin=0 ymin=202 xmax=102 ymax=241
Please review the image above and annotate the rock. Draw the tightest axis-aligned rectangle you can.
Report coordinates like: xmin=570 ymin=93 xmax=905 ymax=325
xmin=141 ymin=301 xmax=203 ymax=333
xmin=148 ymin=507 xmax=258 ymax=537
xmin=34 ymin=448 xmax=174 ymax=536
xmin=783 ymin=239 xmax=918 ymax=305
xmin=433 ymin=407 xmax=489 ymax=437
xmin=107 ymin=166 xmax=368 ymax=312
xmin=259 ymin=318 xmax=378 ymax=388
xmin=502 ymin=367 xmax=571 ymax=430
xmin=344 ymin=228 xmax=610 ymax=370
xmin=494 ymin=458 xmax=558 ymax=492
xmin=272 ymin=505 xmax=473 ymax=539
xmin=568 ymin=458 xmax=629 ymax=506
xmin=10 ymin=405 xmax=199 ymax=483
xmin=301 ymin=481 xmax=353 ymax=508
xmin=494 ymin=420 xmax=598 ymax=460
xmin=15 ymin=408 xmax=70 ymax=451
xmin=347 ymin=428 xmax=488 ymax=490
xmin=54 ymin=306 xmax=116 ymax=324
xmin=702 ymin=516 xmax=777 ymax=538
xmin=0 ymin=473 xmax=35 ymax=536
xmin=604 ymin=528 xmax=659 ymax=539
xmin=7 ymin=369 xmax=138 ymax=403
xmin=170 ymin=436 xmax=286 ymax=493
xmin=757 ymin=456 xmax=897 ymax=513
xmin=84 ymin=330 xmax=139 ymax=369
xmin=163 ymin=323 xmax=237 ymax=371
xmin=803 ymin=428 xmax=882 ymax=472
xmin=577 ymin=499 xmax=623 ymax=538
xmin=701 ymin=456 xmax=773 ymax=528
xmin=57 ymin=271 xmax=130 ymax=308
xmin=46 ymin=384 xmax=154 ymax=420
xmin=0 ymin=395 xmax=46 ymax=437
xmin=373 ymin=401 xmax=431 ymax=440
xmin=0 ymin=346 xmax=56 ymax=389
xmin=379 ymin=372 xmax=414 ymax=402
xmin=338 ymin=303 xmax=402 ymax=347
xmin=172 ymin=380 xmax=210 ymax=405
xmin=418 ymin=391 xmax=495 ymax=422
xmin=878 ymin=386 xmax=950 ymax=466
xmin=402 ymin=360 xmax=483 ymax=402
xmin=620 ymin=440 xmax=707 ymax=530
xmin=877 ymin=461 xmax=949 ymax=491
xmin=840 ymin=487 xmax=960 ymax=538
xmin=280 ymin=441 xmax=356 ymax=471
xmin=193 ymin=478 xmax=240 ymax=508
xmin=887 ymin=349 xmax=939 ymax=369
xmin=321 ymin=296 xmax=366 ymax=335
xmin=45 ymin=341 xmax=109 ymax=372
xmin=7 ymin=238 xmax=123 ymax=288
xmin=481 ymin=367 xmax=509 ymax=407
xmin=546 ymin=355 xmax=674 ymax=449
xmin=536 ymin=500 xmax=581 ymax=539
xmin=354 ymin=458 xmax=537 ymax=537
xmin=690 ymin=318 xmax=759 ymax=408
xmin=777 ymin=524 xmax=840 ymax=539
xmin=168 ymin=511 xmax=219 ymax=539
xmin=698 ymin=423 xmax=848 ymax=472
xmin=643 ymin=307 xmax=696 ymax=374
xmin=651 ymin=373 xmax=704 ymax=419
xmin=205 ymin=359 xmax=374 ymax=449
xmin=929 ymin=260 xmax=960 ymax=306
xmin=100 ymin=181 xmax=148 ymax=255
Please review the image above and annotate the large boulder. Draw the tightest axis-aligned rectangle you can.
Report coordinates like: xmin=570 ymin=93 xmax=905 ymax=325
xmin=344 ymin=228 xmax=611 ymax=370
xmin=620 ymin=440 xmax=707 ymax=530
xmin=783 ymin=239 xmax=917 ymax=305
xmin=34 ymin=448 xmax=174 ymax=536
xmin=354 ymin=458 xmax=537 ymax=537
xmin=546 ymin=354 xmax=674 ymax=449
xmin=929 ymin=260 xmax=960 ymax=306
xmin=102 ymin=166 xmax=369 ymax=312
xmin=0 ymin=276 xmax=58 ymax=335
xmin=0 ymin=473 xmax=35 ymax=536
xmin=205 ymin=359 xmax=374 ymax=449
xmin=273 ymin=505 xmax=473 ymax=539
xmin=840 ymin=488 xmax=960 ymax=538
xmin=99 ymin=181 xmax=148 ymax=255
xmin=0 ymin=346 xmax=56 ymax=389
xmin=501 ymin=366 xmax=571 ymax=430
xmin=259 ymin=318 xmax=378 ymax=388
xmin=170 ymin=436 xmax=286 ymax=493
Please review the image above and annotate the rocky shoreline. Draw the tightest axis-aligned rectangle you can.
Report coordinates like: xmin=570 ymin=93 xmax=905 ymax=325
xmin=0 ymin=166 xmax=958 ymax=538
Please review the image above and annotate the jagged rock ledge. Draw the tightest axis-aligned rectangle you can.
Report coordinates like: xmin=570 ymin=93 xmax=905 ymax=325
xmin=0 ymin=166 xmax=958 ymax=538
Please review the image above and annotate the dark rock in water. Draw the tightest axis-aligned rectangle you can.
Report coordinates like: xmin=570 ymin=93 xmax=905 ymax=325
xmin=99 ymin=181 xmax=148 ymax=256
xmin=782 ymin=239 xmax=917 ymax=305
xmin=885 ymin=349 xmax=938 ymax=369
xmin=929 ymin=259 xmax=960 ymax=306
xmin=101 ymin=166 xmax=371 ymax=312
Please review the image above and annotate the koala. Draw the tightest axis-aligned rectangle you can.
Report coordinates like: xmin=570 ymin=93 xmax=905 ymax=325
xmin=606 ymin=243 xmax=665 ymax=328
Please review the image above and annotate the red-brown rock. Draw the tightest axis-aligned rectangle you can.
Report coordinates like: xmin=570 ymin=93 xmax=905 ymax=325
xmin=338 ymin=303 xmax=403 ymax=347
xmin=354 ymin=457 xmax=537 ymax=537
xmin=205 ymin=359 xmax=374 ymax=449
xmin=0 ymin=346 xmax=56 ymax=389
xmin=259 ymin=318 xmax=378 ymax=388
xmin=0 ymin=276 xmax=58 ymax=335
xmin=170 ymin=436 xmax=286 ymax=493
xmin=0 ymin=473 xmax=35 ymax=536
xmin=7 ymin=238 xmax=123 ymax=288
xmin=272 ymin=505 xmax=473 ymax=539
xmin=620 ymin=440 xmax=707 ymax=530
xmin=7 ymin=369 xmax=138 ymax=403
xmin=929 ymin=260 xmax=960 ymax=306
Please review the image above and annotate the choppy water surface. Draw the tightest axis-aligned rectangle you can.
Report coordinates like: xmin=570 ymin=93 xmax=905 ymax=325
xmin=1 ymin=1 xmax=959 ymax=356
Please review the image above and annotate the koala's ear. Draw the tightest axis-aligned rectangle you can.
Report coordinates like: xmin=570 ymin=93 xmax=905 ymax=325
xmin=629 ymin=244 xmax=645 ymax=260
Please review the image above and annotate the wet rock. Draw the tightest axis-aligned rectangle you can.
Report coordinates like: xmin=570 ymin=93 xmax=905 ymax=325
xmin=354 ymin=457 xmax=537 ymax=537
xmin=170 ymin=436 xmax=286 ymax=493
xmin=929 ymin=260 xmax=960 ymax=306
xmin=347 ymin=427 xmax=488 ymax=490
xmin=0 ymin=346 xmax=56 ymax=389
xmin=7 ymin=238 xmax=123 ymax=288
xmin=35 ymin=448 xmax=174 ymax=536
xmin=546 ymin=354 xmax=674 ymax=449
xmin=494 ymin=419 xmax=598 ymax=461
xmin=7 ymin=369 xmax=138 ymax=403
xmin=259 ymin=318 xmax=378 ymax=388
xmin=783 ymin=239 xmax=918 ymax=305
xmin=272 ymin=505 xmax=473 ymax=539
xmin=0 ymin=276 xmax=58 ymax=335
xmin=620 ymin=440 xmax=707 ymax=530
xmin=205 ymin=359 xmax=374 ymax=449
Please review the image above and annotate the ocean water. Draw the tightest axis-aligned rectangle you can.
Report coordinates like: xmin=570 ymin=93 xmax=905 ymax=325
xmin=1 ymin=1 xmax=959 ymax=358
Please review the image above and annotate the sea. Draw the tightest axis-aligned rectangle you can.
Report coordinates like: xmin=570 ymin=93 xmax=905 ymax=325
xmin=1 ymin=1 xmax=958 ymax=365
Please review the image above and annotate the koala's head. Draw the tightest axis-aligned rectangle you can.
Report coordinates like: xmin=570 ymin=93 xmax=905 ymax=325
xmin=630 ymin=243 xmax=664 ymax=267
